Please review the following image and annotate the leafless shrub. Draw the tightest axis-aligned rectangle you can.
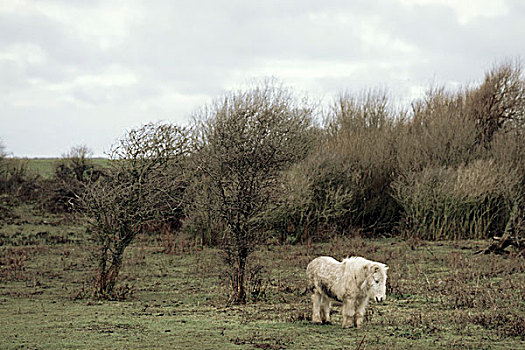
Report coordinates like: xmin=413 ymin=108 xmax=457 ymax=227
xmin=1 ymin=247 xmax=27 ymax=280
xmin=466 ymin=59 xmax=525 ymax=146
xmin=0 ymin=158 xmax=40 ymax=201
xmin=0 ymin=139 xmax=5 ymax=159
xmin=41 ymin=145 xmax=102 ymax=213
xmin=81 ymin=122 xmax=190 ymax=299
xmin=189 ymin=80 xmax=315 ymax=304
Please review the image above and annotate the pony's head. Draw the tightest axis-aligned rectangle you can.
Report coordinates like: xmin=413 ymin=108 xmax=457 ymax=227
xmin=365 ymin=262 xmax=388 ymax=302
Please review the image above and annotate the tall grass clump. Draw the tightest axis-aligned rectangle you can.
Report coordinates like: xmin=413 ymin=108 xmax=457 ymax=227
xmin=392 ymin=160 xmax=521 ymax=240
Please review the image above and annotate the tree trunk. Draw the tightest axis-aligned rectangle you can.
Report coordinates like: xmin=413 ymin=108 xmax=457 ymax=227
xmin=96 ymin=261 xmax=121 ymax=297
xmin=95 ymin=242 xmax=125 ymax=298
xmin=95 ymin=244 xmax=109 ymax=296
xmin=230 ymin=251 xmax=247 ymax=304
xmin=104 ymin=263 xmax=121 ymax=295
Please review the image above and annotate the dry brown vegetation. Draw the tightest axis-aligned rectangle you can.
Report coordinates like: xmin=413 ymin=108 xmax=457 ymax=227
xmin=1 ymin=61 xmax=524 ymax=306
xmin=269 ymin=61 xmax=524 ymax=246
xmin=80 ymin=123 xmax=190 ymax=298
xmin=188 ymin=82 xmax=316 ymax=304
xmin=1 ymin=214 xmax=523 ymax=349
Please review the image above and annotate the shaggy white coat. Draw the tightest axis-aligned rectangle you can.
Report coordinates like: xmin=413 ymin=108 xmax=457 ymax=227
xmin=306 ymin=256 xmax=388 ymax=329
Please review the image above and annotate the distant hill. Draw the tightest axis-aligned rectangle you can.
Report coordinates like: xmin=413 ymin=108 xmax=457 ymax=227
xmin=20 ymin=158 xmax=110 ymax=179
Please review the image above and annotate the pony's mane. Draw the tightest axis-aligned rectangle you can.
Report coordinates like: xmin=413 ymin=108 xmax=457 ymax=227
xmin=342 ymin=256 xmax=388 ymax=280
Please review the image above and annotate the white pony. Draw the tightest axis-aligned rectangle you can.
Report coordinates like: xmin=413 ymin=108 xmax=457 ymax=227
xmin=307 ymin=256 xmax=388 ymax=329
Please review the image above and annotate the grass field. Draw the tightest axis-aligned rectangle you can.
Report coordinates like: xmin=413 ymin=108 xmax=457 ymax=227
xmin=15 ymin=158 xmax=110 ymax=179
xmin=1 ymin=204 xmax=524 ymax=349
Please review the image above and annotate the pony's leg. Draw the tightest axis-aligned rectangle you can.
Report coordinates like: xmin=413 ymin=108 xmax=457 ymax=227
xmin=320 ymin=295 xmax=331 ymax=324
xmin=354 ymin=297 xmax=369 ymax=329
xmin=311 ymin=291 xmax=322 ymax=324
xmin=341 ymin=298 xmax=355 ymax=328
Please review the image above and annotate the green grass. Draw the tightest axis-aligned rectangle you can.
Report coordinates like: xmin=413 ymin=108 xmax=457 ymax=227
xmin=1 ymin=205 xmax=524 ymax=349
xmin=18 ymin=158 xmax=110 ymax=179
xmin=23 ymin=158 xmax=59 ymax=179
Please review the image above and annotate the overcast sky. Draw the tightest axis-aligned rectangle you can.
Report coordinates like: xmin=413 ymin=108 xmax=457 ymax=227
xmin=1 ymin=0 xmax=524 ymax=157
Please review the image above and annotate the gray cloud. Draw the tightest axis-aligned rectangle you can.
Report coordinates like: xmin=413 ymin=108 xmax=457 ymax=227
xmin=1 ymin=0 xmax=523 ymax=156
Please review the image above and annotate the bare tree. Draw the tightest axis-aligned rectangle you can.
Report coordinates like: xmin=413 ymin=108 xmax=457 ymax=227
xmin=191 ymin=82 xmax=314 ymax=304
xmin=82 ymin=123 xmax=190 ymax=298
xmin=467 ymin=60 xmax=525 ymax=145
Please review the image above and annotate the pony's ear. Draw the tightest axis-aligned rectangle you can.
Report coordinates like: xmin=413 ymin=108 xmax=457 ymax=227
xmin=373 ymin=265 xmax=380 ymax=273
xmin=385 ymin=265 xmax=389 ymax=271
